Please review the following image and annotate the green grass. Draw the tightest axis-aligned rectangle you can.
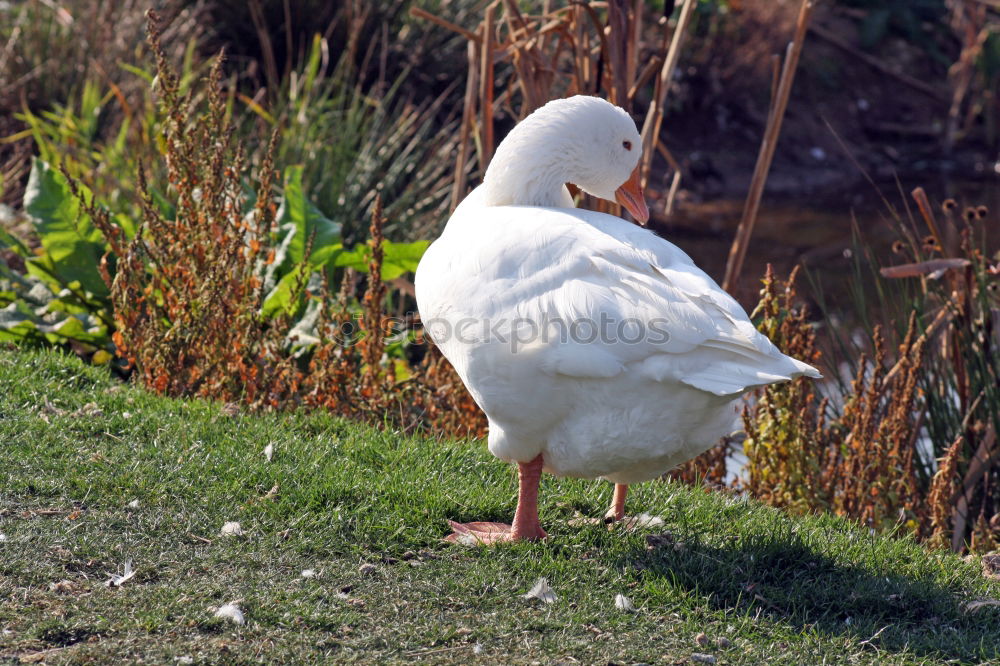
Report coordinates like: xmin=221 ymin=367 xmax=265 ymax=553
xmin=1 ymin=349 xmax=998 ymax=664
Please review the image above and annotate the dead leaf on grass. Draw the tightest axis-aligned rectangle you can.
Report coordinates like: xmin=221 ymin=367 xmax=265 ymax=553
xmin=49 ymin=580 xmax=82 ymax=594
xmin=42 ymin=400 xmax=66 ymax=416
xmin=568 ymin=512 xmax=665 ymax=531
xmin=71 ymin=402 xmax=103 ymax=418
xmin=18 ymin=647 xmax=66 ymax=663
xmin=981 ymin=553 xmax=1000 ymax=581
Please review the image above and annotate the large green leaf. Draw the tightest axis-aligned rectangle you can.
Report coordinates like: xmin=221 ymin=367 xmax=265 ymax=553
xmin=276 ymin=165 xmax=341 ymax=269
xmin=261 ymin=264 xmax=310 ymax=319
xmin=334 ymin=239 xmax=429 ymax=281
xmin=23 ymin=158 xmax=109 ymax=298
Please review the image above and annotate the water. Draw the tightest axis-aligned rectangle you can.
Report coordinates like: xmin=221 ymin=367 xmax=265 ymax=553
xmin=651 ymin=175 xmax=1000 ymax=309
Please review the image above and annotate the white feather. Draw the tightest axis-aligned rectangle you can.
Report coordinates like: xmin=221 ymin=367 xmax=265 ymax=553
xmin=214 ymin=603 xmax=245 ymax=625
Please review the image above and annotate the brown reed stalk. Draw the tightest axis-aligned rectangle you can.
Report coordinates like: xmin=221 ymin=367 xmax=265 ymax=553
xmin=721 ymin=0 xmax=813 ymax=294
xmin=638 ymin=0 xmax=696 ymax=188
xmin=479 ymin=2 xmax=496 ymax=170
xmin=450 ymin=40 xmax=479 ymax=212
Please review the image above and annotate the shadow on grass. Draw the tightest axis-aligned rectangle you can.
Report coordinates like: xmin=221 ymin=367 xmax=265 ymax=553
xmin=625 ymin=529 xmax=998 ymax=661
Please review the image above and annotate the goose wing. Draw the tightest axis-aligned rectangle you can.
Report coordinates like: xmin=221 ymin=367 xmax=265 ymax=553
xmin=416 ymin=204 xmax=820 ymax=396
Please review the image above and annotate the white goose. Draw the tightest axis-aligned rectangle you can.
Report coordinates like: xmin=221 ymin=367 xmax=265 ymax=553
xmin=416 ymin=96 xmax=819 ymax=543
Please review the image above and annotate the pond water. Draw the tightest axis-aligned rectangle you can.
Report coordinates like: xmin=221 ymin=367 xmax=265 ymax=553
xmin=653 ymin=174 xmax=1000 ymax=311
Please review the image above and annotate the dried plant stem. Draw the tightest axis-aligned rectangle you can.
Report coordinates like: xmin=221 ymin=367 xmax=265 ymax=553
xmin=910 ymin=186 xmax=947 ymax=253
xmin=655 ymin=139 xmax=683 ymax=215
xmin=606 ymin=0 xmax=630 ymax=108
xmin=928 ymin=435 xmax=965 ymax=548
xmin=408 ymin=6 xmax=481 ymax=43
xmin=722 ymin=0 xmax=813 ymax=294
xmin=362 ymin=196 xmax=387 ymax=390
xmin=883 ymin=300 xmax=953 ymax=385
xmin=639 ymin=0 xmax=696 ymax=188
xmin=628 ymin=55 xmax=662 ymax=104
xmin=451 ymin=40 xmax=479 ymax=212
xmin=479 ymin=2 xmax=496 ymax=170
xmin=951 ymin=423 xmax=998 ymax=551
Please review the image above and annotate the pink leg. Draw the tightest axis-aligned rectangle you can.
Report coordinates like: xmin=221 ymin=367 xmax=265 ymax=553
xmin=511 ymin=454 xmax=547 ymax=540
xmin=445 ymin=454 xmax=547 ymax=544
xmin=604 ymin=483 xmax=628 ymax=523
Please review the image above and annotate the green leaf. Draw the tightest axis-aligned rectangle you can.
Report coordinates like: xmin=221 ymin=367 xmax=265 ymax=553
xmin=40 ymin=314 xmax=107 ymax=345
xmin=0 ymin=226 xmax=31 ymax=257
xmin=334 ymin=239 xmax=429 ymax=281
xmin=261 ymin=265 xmax=310 ymax=319
xmin=0 ymin=294 xmax=108 ymax=346
xmin=23 ymin=158 xmax=108 ymax=297
xmin=383 ymin=239 xmax=429 ymax=280
xmin=115 ymin=212 xmax=138 ymax=240
xmin=276 ymin=165 xmax=341 ymax=269
xmin=0 ymin=301 xmax=40 ymax=342
xmin=119 ymin=62 xmax=155 ymax=84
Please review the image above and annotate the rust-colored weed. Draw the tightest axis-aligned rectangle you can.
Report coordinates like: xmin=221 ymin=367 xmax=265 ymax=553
xmin=71 ymin=11 xmax=488 ymax=437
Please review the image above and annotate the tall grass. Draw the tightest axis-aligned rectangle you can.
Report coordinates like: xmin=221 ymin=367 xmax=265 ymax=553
xmin=249 ymin=33 xmax=462 ymax=243
xmin=0 ymin=0 xmax=203 ymax=205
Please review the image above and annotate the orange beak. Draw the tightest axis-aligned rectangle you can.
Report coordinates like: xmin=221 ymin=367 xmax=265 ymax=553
xmin=614 ymin=164 xmax=649 ymax=225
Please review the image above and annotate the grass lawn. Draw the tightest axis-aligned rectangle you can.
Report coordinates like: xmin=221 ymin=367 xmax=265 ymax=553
xmin=1 ymin=349 xmax=998 ymax=664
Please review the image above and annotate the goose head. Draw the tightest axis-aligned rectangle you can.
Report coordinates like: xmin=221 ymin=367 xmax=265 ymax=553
xmin=482 ymin=96 xmax=649 ymax=223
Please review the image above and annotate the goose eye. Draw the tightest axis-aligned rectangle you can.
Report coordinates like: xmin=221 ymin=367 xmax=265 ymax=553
xmin=622 ymin=140 xmax=632 ymax=151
